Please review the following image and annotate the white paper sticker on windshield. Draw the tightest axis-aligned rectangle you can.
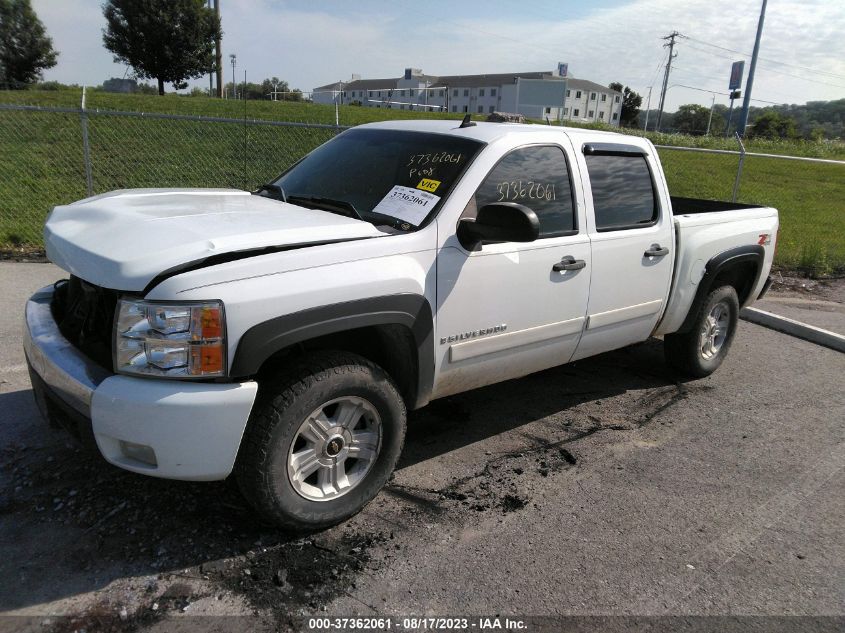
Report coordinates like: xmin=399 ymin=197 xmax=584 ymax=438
xmin=372 ymin=186 xmax=440 ymax=226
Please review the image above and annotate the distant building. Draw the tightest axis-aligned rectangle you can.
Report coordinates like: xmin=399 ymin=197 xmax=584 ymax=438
xmin=312 ymin=68 xmax=623 ymax=125
xmin=562 ymin=78 xmax=623 ymax=125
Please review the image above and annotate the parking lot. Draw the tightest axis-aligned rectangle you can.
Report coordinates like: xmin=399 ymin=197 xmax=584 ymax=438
xmin=1 ymin=262 xmax=843 ymax=631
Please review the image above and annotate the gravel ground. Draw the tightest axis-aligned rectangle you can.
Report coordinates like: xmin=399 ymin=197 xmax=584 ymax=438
xmin=1 ymin=263 xmax=843 ymax=632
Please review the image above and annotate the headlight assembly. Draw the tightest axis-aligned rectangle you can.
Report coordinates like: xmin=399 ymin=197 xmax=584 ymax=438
xmin=114 ymin=299 xmax=226 ymax=378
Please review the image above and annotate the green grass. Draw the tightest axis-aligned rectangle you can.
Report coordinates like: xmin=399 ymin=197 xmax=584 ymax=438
xmin=2 ymin=89 xmax=843 ymax=274
xmin=658 ymin=148 xmax=845 ymax=275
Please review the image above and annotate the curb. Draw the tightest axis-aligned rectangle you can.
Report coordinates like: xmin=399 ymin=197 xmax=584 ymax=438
xmin=740 ymin=307 xmax=845 ymax=353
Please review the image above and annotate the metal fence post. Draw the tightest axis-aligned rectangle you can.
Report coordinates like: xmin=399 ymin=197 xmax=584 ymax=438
xmin=80 ymin=87 xmax=94 ymax=197
xmin=732 ymin=133 xmax=746 ymax=202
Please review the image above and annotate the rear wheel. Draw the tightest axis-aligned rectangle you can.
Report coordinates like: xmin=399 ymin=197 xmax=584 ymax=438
xmin=664 ymin=285 xmax=739 ymax=378
xmin=236 ymin=351 xmax=406 ymax=531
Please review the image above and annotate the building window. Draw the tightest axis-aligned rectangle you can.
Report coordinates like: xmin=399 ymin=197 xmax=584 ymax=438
xmin=599 ymin=111 xmax=605 ymax=119
xmin=489 ymin=105 xmax=495 ymax=113
xmin=453 ymin=89 xmax=458 ymax=97
xmin=368 ymin=91 xmax=373 ymax=98
xmin=566 ymin=90 xmax=570 ymax=97
xmin=410 ymin=89 xmax=415 ymax=96
xmin=575 ymin=91 xmax=581 ymax=99
xmin=439 ymin=89 xmax=444 ymax=97
xmin=463 ymin=105 xmax=468 ymax=112
xmin=573 ymin=108 xmax=579 ymax=117
xmin=377 ymin=91 xmax=382 ymax=97
xmin=479 ymin=88 xmax=485 ymax=96
xmin=478 ymin=105 xmax=483 ymax=113
xmin=601 ymin=94 xmax=607 ymax=102
xmin=398 ymin=90 xmax=404 ymax=96
xmin=588 ymin=110 xmax=594 ymax=117
xmin=452 ymin=105 xmax=457 ymax=112
xmin=491 ymin=88 xmax=497 ymax=96
xmin=590 ymin=92 xmax=596 ymax=100
xmin=615 ymin=95 xmax=620 ymax=103
xmin=545 ymin=107 xmax=551 ymax=114
xmin=612 ymin=112 xmax=618 ymax=120
xmin=463 ymin=89 xmax=469 ymax=96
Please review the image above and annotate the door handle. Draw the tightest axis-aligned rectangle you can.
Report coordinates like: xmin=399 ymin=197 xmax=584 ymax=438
xmin=553 ymin=256 xmax=586 ymax=272
xmin=644 ymin=244 xmax=670 ymax=257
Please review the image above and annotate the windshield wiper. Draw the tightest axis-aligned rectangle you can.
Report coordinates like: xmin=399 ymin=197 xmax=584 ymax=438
xmin=253 ymin=183 xmax=287 ymax=202
xmin=286 ymin=195 xmax=364 ymax=222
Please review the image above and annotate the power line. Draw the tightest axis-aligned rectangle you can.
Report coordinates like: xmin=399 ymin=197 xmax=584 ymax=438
xmin=680 ymin=41 xmax=845 ymax=89
xmin=681 ymin=34 xmax=845 ymax=81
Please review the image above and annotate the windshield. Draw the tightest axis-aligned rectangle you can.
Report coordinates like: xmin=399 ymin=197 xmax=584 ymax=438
xmin=272 ymin=128 xmax=484 ymax=231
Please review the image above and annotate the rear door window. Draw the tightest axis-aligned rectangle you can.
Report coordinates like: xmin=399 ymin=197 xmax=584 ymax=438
xmin=585 ymin=154 xmax=657 ymax=231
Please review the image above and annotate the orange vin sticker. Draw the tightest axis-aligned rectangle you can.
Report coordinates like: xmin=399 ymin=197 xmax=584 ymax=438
xmin=416 ymin=178 xmax=441 ymax=193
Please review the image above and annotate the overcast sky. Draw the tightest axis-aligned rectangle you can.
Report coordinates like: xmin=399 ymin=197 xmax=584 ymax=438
xmin=32 ymin=0 xmax=845 ymax=111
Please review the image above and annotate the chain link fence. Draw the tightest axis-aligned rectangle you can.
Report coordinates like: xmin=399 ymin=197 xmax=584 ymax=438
xmin=0 ymin=103 xmax=344 ymax=248
xmin=1 ymin=102 xmax=843 ymax=274
xmin=656 ymin=145 xmax=845 ymax=274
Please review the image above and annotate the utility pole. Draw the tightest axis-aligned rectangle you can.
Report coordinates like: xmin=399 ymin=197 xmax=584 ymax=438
xmin=643 ymin=86 xmax=652 ymax=131
xmin=208 ymin=0 xmax=214 ymax=95
xmin=737 ymin=0 xmax=767 ymax=137
xmin=655 ymin=31 xmax=679 ymax=132
xmin=214 ymin=0 xmax=223 ymax=98
xmin=230 ymin=54 xmax=237 ymax=99
xmin=706 ymin=93 xmax=715 ymax=135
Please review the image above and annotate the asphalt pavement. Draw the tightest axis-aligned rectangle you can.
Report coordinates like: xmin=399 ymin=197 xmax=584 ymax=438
xmin=0 ymin=263 xmax=842 ymax=632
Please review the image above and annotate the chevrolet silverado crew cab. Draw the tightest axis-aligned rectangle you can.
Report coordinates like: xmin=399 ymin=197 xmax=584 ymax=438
xmin=24 ymin=119 xmax=778 ymax=530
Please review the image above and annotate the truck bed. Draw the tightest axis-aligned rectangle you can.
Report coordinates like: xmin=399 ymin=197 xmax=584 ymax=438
xmin=670 ymin=196 xmax=765 ymax=215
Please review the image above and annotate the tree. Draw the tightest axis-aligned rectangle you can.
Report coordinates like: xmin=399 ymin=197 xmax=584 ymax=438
xmin=0 ymin=0 xmax=58 ymax=88
xmin=102 ymin=0 xmax=221 ymax=96
xmin=673 ymin=103 xmax=724 ymax=136
xmin=609 ymin=82 xmax=642 ymax=127
xmin=746 ymin=110 xmax=798 ymax=139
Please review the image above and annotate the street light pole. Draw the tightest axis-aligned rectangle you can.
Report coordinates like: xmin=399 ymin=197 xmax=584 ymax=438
xmin=230 ymin=54 xmax=237 ymax=99
xmin=737 ymin=0 xmax=767 ymax=137
xmin=706 ymin=93 xmax=715 ymax=135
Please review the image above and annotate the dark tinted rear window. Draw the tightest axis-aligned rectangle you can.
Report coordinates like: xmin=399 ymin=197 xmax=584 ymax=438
xmin=586 ymin=154 xmax=657 ymax=231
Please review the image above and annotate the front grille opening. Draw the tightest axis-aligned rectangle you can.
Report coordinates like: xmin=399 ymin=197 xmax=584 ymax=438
xmin=51 ymin=276 xmax=118 ymax=371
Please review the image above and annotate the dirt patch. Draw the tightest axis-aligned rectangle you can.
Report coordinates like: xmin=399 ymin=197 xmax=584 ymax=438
xmin=769 ymin=272 xmax=845 ymax=303
xmin=0 ymin=247 xmax=47 ymax=262
xmin=216 ymin=530 xmax=389 ymax=624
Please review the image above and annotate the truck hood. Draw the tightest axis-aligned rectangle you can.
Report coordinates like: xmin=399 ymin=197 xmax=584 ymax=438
xmin=44 ymin=189 xmax=384 ymax=291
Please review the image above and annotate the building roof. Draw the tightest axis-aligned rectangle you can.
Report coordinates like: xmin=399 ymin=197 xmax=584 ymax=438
xmin=566 ymin=78 xmax=622 ymax=95
xmin=433 ymin=72 xmax=557 ymax=88
xmin=313 ymin=71 xmax=620 ymax=96
xmin=315 ymin=71 xmax=571 ymax=93
xmin=313 ymin=81 xmax=343 ymax=92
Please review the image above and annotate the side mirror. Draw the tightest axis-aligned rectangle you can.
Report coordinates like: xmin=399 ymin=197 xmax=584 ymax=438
xmin=457 ymin=202 xmax=540 ymax=251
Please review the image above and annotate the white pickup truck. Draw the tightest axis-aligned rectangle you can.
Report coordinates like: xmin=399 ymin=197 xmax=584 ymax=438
xmin=25 ymin=119 xmax=778 ymax=529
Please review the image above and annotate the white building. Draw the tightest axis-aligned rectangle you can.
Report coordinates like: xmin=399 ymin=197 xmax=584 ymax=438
xmin=561 ymin=78 xmax=624 ymax=125
xmin=313 ymin=68 xmax=624 ymax=126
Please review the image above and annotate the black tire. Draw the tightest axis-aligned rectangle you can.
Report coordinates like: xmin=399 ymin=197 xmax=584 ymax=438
xmin=235 ymin=351 xmax=406 ymax=531
xmin=664 ymin=285 xmax=739 ymax=378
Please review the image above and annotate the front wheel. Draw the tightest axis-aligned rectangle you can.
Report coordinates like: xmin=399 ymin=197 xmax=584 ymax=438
xmin=664 ymin=285 xmax=739 ymax=378
xmin=235 ymin=351 xmax=406 ymax=531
